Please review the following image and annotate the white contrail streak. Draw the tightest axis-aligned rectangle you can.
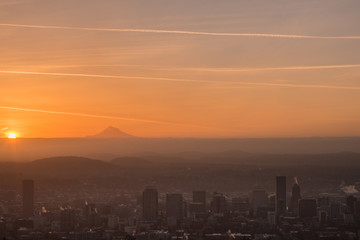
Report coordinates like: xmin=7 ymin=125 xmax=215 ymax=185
xmin=1 ymin=69 xmax=360 ymax=90
xmin=0 ymin=106 xmax=238 ymax=132
xmin=211 ymin=82 xmax=360 ymax=90
xmin=5 ymin=63 xmax=360 ymax=72
xmin=178 ymin=64 xmax=360 ymax=72
xmin=0 ymin=70 xmax=215 ymax=84
xmin=0 ymin=106 xmax=174 ymax=125
xmin=1 ymin=23 xmax=360 ymax=39
xmin=1 ymin=127 xmax=8 ymax=132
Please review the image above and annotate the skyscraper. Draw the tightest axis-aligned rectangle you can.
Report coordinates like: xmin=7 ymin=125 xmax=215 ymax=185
xmin=211 ymin=192 xmax=227 ymax=214
xmin=276 ymin=176 xmax=286 ymax=215
xmin=346 ymin=195 xmax=357 ymax=213
xmin=142 ymin=186 xmax=158 ymax=222
xmin=60 ymin=209 xmax=76 ymax=232
xmin=191 ymin=190 xmax=206 ymax=214
xmin=330 ymin=202 xmax=342 ymax=220
xmin=193 ymin=190 xmax=206 ymax=205
xmin=289 ymin=179 xmax=301 ymax=213
xmin=299 ymin=199 xmax=317 ymax=218
xmin=0 ymin=219 xmax=5 ymax=240
xmin=166 ymin=193 xmax=183 ymax=222
xmin=22 ymin=179 xmax=34 ymax=218
xmin=252 ymin=189 xmax=267 ymax=214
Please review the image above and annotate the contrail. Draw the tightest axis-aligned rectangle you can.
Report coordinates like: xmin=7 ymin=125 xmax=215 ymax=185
xmin=175 ymin=64 xmax=360 ymax=72
xmin=0 ymin=70 xmax=231 ymax=84
xmin=0 ymin=106 xmax=238 ymax=132
xmin=1 ymin=127 xmax=8 ymax=132
xmin=4 ymin=63 xmax=360 ymax=73
xmin=78 ymin=63 xmax=360 ymax=72
xmin=0 ymin=106 xmax=173 ymax=125
xmin=1 ymin=23 xmax=360 ymax=39
xmin=211 ymin=82 xmax=360 ymax=91
xmin=1 ymin=69 xmax=360 ymax=91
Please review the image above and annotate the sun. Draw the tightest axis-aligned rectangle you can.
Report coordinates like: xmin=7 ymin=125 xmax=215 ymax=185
xmin=7 ymin=133 xmax=17 ymax=139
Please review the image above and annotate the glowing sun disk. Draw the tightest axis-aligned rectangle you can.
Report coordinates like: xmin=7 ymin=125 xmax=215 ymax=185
xmin=7 ymin=133 xmax=17 ymax=139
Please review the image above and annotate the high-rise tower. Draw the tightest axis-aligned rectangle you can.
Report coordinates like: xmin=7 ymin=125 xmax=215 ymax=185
xmin=22 ymin=179 xmax=34 ymax=218
xmin=289 ymin=179 xmax=301 ymax=213
xmin=166 ymin=193 xmax=183 ymax=227
xmin=142 ymin=186 xmax=158 ymax=222
xmin=276 ymin=176 xmax=286 ymax=215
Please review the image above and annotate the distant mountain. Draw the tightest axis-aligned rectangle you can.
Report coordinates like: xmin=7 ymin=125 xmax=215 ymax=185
xmin=87 ymin=126 xmax=135 ymax=138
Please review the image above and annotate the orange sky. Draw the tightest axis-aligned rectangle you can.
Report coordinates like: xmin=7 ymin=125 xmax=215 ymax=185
xmin=1 ymin=0 xmax=360 ymax=138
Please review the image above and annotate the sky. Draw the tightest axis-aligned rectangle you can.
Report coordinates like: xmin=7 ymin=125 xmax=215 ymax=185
xmin=1 ymin=0 xmax=360 ymax=138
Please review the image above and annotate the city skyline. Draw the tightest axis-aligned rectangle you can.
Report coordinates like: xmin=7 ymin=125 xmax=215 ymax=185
xmin=1 ymin=174 xmax=358 ymax=239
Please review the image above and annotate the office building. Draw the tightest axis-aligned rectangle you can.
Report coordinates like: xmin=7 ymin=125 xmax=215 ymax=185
xmin=60 ymin=209 xmax=76 ymax=232
xmin=22 ymin=179 xmax=34 ymax=218
xmin=299 ymin=199 xmax=317 ymax=218
xmin=166 ymin=193 xmax=183 ymax=226
xmin=276 ymin=176 xmax=286 ymax=215
xmin=193 ymin=190 xmax=206 ymax=205
xmin=252 ymin=189 xmax=267 ymax=214
xmin=142 ymin=186 xmax=158 ymax=222
xmin=289 ymin=181 xmax=301 ymax=212
xmin=211 ymin=192 xmax=227 ymax=214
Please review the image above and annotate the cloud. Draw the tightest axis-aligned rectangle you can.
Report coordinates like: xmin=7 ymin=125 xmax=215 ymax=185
xmin=7 ymin=63 xmax=360 ymax=73
xmin=0 ymin=106 xmax=238 ymax=133
xmin=174 ymin=64 xmax=360 ymax=72
xmin=210 ymin=82 xmax=360 ymax=91
xmin=1 ymin=23 xmax=360 ymax=39
xmin=1 ymin=127 xmax=8 ymax=137
xmin=0 ymin=70 xmax=213 ymax=84
xmin=0 ymin=106 xmax=180 ymax=125
xmin=2 ymin=70 xmax=360 ymax=91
